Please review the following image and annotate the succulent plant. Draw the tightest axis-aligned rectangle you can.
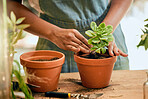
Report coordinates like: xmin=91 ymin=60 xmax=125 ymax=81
xmin=85 ymin=22 xmax=114 ymax=54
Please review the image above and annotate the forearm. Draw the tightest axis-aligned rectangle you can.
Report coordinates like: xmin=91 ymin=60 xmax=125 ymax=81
xmin=103 ymin=0 xmax=133 ymax=31
xmin=7 ymin=1 xmax=60 ymax=40
xmin=7 ymin=1 xmax=90 ymax=53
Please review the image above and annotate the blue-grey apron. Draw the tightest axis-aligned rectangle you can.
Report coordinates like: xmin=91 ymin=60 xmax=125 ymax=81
xmin=35 ymin=0 xmax=129 ymax=72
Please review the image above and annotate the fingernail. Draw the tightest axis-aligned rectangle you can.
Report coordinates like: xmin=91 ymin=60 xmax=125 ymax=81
xmin=86 ymin=50 xmax=90 ymax=53
xmin=77 ymin=48 xmax=80 ymax=52
xmin=116 ymin=52 xmax=119 ymax=56
xmin=110 ymin=51 xmax=114 ymax=56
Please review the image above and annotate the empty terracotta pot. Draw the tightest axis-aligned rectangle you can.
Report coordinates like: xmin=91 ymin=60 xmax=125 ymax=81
xmin=74 ymin=54 xmax=117 ymax=88
xmin=20 ymin=50 xmax=65 ymax=92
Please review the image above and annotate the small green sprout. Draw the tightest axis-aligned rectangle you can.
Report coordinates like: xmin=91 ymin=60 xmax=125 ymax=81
xmin=137 ymin=19 xmax=148 ymax=50
xmin=85 ymin=22 xmax=114 ymax=54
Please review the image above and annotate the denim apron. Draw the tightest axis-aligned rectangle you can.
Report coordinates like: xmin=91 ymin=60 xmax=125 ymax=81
xmin=34 ymin=0 xmax=129 ymax=72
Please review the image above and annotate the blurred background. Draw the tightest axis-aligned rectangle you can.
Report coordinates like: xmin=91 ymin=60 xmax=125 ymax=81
xmin=14 ymin=0 xmax=148 ymax=70
xmin=121 ymin=0 xmax=148 ymax=70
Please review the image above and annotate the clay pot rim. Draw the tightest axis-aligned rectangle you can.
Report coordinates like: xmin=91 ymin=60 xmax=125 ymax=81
xmin=74 ymin=54 xmax=116 ymax=60
xmin=74 ymin=54 xmax=117 ymax=66
xmin=20 ymin=50 xmax=65 ymax=68
xmin=20 ymin=50 xmax=64 ymax=62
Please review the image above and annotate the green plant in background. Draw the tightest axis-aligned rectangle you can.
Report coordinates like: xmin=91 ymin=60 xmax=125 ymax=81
xmin=85 ymin=22 xmax=113 ymax=54
xmin=137 ymin=19 xmax=148 ymax=50
xmin=7 ymin=11 xmax=33 ymax=99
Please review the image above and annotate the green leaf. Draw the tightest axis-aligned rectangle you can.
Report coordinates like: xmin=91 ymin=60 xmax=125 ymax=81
xmin=105 ymin=25 xmax=113 ymax=33
xmin=17 ymin=24 xmax=30 ymax=29
xmin=85 ymin=30 xmax=94 ymax=37
xmin=99 ymin=23 xmax=106 ymax=29
xmin=7 ymin=16 xmax=12 ymax=24
xmin=145 ymin=28 xmax=148 ymax=34
xmin=101 ymin=33 xmax=108 ymax=36
xmin=144 ymin=36 xmax=148 ymax=50
xmin=107 ymin=34 xmax=114 ymax=42
xmin=11 ymin=83 xmax=16 ymax=99
xmin=100 ymin=40 xmax=108 ymax=47
xmin=101 ymin=34 xmax=113 ymax=42
xmin=101 ymin=48 xmax=106 ymax=54
xmin=19 ymin=32 xmax=27 ymax=39
xmin=144 ymin=18 xmax=148 ymax=22
xmin=100 ymin=37 xmax=108 ymax=41
xmin=16 ymin=17 xmax=25 ymax=24
xmin=106 ymin=25 xmax=113 ymax=30
xmin=90 ymin=46 xmax=98 ymax=51
xmin=90 ymin=22 xmax=97 ymax=31
xmin=88 ymin=38 xmax=93 ymax=44
xmin=10 ymin=11 xmax=16 ymax=23
xmin=144 ymin=24 xmax=148 ymax=28
xmin=141 ymin=29 xmax=145 ymax=34
xmin=107 ymin=37 xmax=113 ymax=42
xmin=13 ymin=70 xmax=34 ymax=99
xmin=137 ymin=39 xmax=145 ymax=47
xmin=92 ymin=37 xmax=100 ymax=43
xmin=105 ymin=29 xmax=113 ymax=34
xmin=96 ymin=30 xmax=103 ymax=35
xmin=13 ymin=60 xmax=21 ymax=73
xmin=96 ymin=43 xmax=102 ymax=48
xmin=95 ymin=48 xmax=101 ymax=53
xmin=86 ymin=22 xmax=114 ymax=53
xmin=7 ymin=17 xmax=13 ymax=29
xmin=141 ymin=34 xmax=147 ymax=40
xmin=12 ymin=29 xmax=23 ymax=44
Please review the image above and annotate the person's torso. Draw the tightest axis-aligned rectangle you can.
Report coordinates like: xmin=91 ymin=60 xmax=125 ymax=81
xmin=28 ymin=0 xmax=109 ymax=30
xmin=29 ymin=0 xmax=108 ymax=22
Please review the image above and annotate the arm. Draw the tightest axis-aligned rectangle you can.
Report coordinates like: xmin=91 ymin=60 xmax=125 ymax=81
xmin=7 ymin=0 xmax=90 ymax=53
xmin=102 ymin=0 xmax=133 ymax=57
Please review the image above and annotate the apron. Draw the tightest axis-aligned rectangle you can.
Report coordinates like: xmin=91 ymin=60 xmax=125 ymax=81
xmin=28 ymin=0 xmax=129 ymax=72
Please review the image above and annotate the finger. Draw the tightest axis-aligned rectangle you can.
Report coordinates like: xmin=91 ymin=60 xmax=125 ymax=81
xmin=118 ymin=49 xmax=128 ymax=57
xmin=71 ymin=36 xmax=90 ymax=50
xmin=65 ymin=31 xmax=90 ymax=50
xmin=73 ymin=29 xmax=91 ymax=48
xmin=108 ymin=44 xmax=114 ymax=56
xmin=79 ymin=46 xmax=90 ymax=53
xmin=66 ymin=45 xmax=80 ymax=53
xmin=113 ymin=44 xmax=119 ymax=56
xmin=70 ymin=42 xmax=90 ymax=53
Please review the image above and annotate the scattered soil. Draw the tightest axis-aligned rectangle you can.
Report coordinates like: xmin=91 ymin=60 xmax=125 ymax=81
xmin=64 ymin=78 xmax=82 ymax=86
xmin=74 ymin=85 xmax=109 ymax=93
xmin=32 ymin=57 xmax=59 ymax=61
xmin=78 ymin=51 xmax=111 ymax=59
xmin=62 ymin=78 xmax=109 ymax=93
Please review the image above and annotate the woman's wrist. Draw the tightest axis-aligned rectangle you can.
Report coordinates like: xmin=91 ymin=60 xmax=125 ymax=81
xmin=45 ymin=24 xmax=62 ymax=41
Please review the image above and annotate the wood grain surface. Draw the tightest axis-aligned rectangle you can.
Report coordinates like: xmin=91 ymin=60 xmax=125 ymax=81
xmin=33 ymin=70 xmax=147 ymax=99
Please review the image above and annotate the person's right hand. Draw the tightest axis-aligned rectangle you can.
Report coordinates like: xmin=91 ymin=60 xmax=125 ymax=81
xmin=47 ymin=28 xmax=91 ymax=54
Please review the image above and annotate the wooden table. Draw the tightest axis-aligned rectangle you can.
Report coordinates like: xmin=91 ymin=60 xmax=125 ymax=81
xmin=34 ymin=70 xmax=147 ymax=99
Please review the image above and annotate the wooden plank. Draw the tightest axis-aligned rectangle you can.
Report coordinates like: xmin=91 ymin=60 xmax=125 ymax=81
xmin=33 ymin=70 xmax=148 ymax=99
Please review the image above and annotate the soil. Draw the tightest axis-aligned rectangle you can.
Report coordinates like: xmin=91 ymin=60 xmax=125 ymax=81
xmin=32 ymin=57 xmax=59 ymax=61
xmin=78 ymin=51 xmax=111 ymax=59
xmin=62 ymin=78 xmax=108 ymax=93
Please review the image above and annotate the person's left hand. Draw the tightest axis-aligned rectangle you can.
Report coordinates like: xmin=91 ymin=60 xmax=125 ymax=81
xmin=108 ymin=38 xmax=128 ymax=57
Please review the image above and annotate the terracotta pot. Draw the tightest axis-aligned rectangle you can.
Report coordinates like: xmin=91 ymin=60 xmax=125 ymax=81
xmin=20 ymin=50 xmax=65 ymax=92
xmin=74 ymin=54 xmax=117 ymax=88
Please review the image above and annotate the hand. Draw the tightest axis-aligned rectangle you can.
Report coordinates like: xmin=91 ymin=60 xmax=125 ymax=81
xmin=48 ymin=28 xmax=91 ymax=53
xmin=108 ymin=39 xmax=128 ymax=57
